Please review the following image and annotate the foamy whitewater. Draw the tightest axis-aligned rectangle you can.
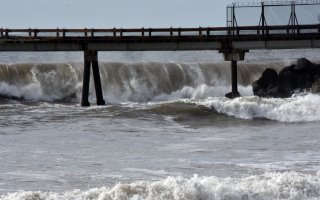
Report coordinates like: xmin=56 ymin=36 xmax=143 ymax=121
xmin=1 ymin=50 xmax=320 ymax=200
xmin=2 ymin=172 xmax=320 ymax=200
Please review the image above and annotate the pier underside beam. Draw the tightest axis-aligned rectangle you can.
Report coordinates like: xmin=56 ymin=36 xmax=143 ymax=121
xmin=81 ymin=50 xmax=105 ymax=107
xmin=221 ymin=50 xmax=246 ymax=99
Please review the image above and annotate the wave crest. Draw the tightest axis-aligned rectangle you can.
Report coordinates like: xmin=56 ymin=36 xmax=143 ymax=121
xmin=193 ymin=93 xmax=320 ymax=122
xmin=0 ymin=63 xmax=80 ymax=101
xmin=0 ymin=62 xmax=274 ymax=102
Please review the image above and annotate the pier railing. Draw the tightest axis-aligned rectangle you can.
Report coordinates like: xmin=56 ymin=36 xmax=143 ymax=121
xmin=231 ymin=0 xmax=320 ymax=7
xmin=0 ymin=24 xmax=319 ymax=40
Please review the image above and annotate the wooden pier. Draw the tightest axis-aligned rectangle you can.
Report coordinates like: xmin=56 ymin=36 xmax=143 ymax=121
xmin=0 ymin=24 xmax=320 ymax=106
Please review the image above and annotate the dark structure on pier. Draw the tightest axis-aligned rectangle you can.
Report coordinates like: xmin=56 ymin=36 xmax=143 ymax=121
xmin=0 ymin=0 xmax=320 ymax=106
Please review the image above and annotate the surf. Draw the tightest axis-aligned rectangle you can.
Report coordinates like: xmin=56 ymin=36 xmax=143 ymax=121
xmin=1 ymin=171 xmax=320 ymax=200
xmin=2 ymin=61 xmax=320 ymax=123
xmin=0 ymin=61 xmax=281 ymax=102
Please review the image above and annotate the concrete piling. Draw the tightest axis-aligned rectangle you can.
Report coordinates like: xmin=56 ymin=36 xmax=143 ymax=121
xmin=222 ymin=50 xmax=246 ymax=99
xmin=225 ymin=60 xmax=241 ymax=99
xmin=81 ymin=50 xmax=105 ymax=107
xmin=81 ymin=55 xmax=91 ymax=107
xmin=92 ymin=59 xmax=106 ymax=106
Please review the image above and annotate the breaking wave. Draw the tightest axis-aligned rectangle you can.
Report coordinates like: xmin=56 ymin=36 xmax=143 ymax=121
xmin=1 ymin=171 xmax=320 ymax=200
xmin=189 ymin=93 xmax=320 ymax=123
xmin=0 ymin=63 xmax=82 ymax=101
xmin=0 ymin=62 xmax=280 ymax=103
xmin=2 ymin=61 xmax=320 ymax=123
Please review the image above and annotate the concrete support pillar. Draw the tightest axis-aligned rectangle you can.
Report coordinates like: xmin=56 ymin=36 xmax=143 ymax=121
xmin=221 ymin=49 xmax=246 ymax=99
xmin=231 ymin=61 xmax=238 ymax=94
xmin=81 ymin=50 xmax=105 ymax=107
xmin=92 ymin=59 xmax=106 ymax=106
xmin=225 ymin=60 xmax=241 ymax=99
xmin=81 ymin=54 xmax=91 ymax=107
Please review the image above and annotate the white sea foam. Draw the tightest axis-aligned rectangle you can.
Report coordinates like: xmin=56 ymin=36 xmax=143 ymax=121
xmin=192 ymin=94 xmax=320 ymax=122
xmin=154 ymin=85 xmax=253 ymax=101
xmin=0 ymin=82 xmax=43 ymax=101
xmin=1 ymin=171 xmax=320 ymax=200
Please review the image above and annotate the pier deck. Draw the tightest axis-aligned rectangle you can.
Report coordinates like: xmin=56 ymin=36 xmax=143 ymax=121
xmin=0 ymin=25 xmax=319 ymax=51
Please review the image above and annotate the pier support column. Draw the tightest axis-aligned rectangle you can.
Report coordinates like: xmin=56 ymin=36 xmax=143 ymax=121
xmin=81 ymin=53 xmax=91 ymax=107
xmin=226 ymin=60 xmax=241 ymax=99
xmin=81 ymin=50 xmax=106 ymax=107
xmin=221 ymin=50 xmax=246 ymax=99
xmin=92 ymin=53 xmax=106 ymax=106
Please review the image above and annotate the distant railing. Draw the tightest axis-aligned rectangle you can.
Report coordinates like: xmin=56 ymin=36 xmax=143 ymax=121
xmin=231 ymin=0 xmax=320 ymax=7
xmin=0 ymin=24 xmax=319 ymax=39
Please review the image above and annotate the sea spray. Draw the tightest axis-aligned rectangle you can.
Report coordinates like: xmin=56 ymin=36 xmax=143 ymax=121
xmin=0 ymin=61 xmax=279 ymax=102
xmin=0 ymin=63 xmax=80 ymax=101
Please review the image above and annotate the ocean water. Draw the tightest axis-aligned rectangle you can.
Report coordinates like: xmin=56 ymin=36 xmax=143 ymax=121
xmin=1 ymin=50 xmax=320 ymax=200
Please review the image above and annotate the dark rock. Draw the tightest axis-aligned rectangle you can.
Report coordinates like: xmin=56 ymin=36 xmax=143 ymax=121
xmin=252 ymin=68 xmax=278 ymax=98
xmin=258 ymin=68 xmax=278 ymax=88
xmin=252 ymin=58 xmax=320 ymax=98
xmin=278 ymin=65 xmax=294 ymax=77
xmin=294 ymin=58 xmax=316 ymax=73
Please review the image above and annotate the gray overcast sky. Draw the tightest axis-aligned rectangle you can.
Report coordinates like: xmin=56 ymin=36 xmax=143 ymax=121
xmin=0 ymin=0 xmax=234 ymax=28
